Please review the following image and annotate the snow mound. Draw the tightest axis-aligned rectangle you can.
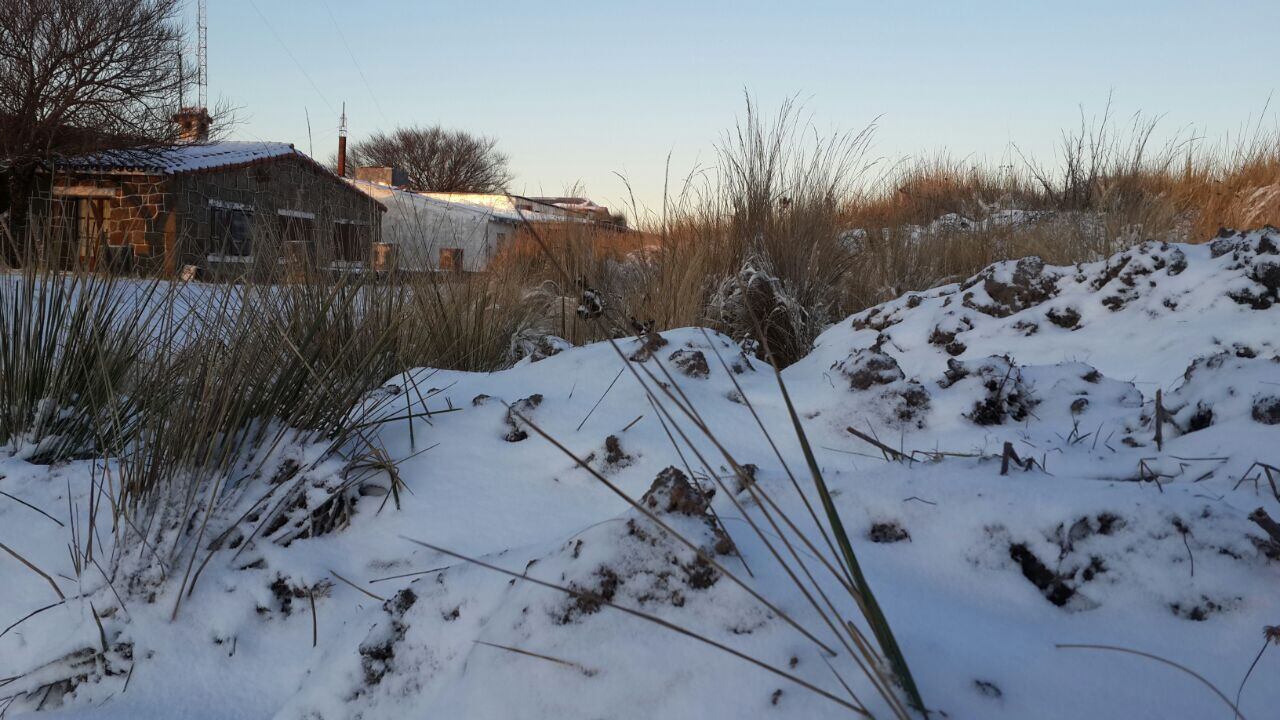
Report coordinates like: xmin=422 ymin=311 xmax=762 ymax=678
xmin=3 ymin=235 xmax=1280 ymax=719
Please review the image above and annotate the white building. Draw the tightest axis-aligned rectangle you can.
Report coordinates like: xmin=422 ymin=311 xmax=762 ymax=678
xmin=346 ymin=179 xmax=604 ymax=272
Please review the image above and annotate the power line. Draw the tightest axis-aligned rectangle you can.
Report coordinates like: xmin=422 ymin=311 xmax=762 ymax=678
xmin=244 ymin=0 xmax=338 ymax=117
xmin=320 ymin=0 xmax=390 ymax=127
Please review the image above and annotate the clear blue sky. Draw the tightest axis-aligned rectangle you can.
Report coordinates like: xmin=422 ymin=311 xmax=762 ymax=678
xmin=205 ymin=0 xmax=1278 ymax=215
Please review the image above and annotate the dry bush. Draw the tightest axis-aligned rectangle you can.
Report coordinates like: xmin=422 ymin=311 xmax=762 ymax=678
xmin=577 ymin=96 xmax=877 ymax=366
xmin=474 ymin=98 xmax=1279 ymax=365
xmin=834 ymin=100 xmax=1279 ymax=308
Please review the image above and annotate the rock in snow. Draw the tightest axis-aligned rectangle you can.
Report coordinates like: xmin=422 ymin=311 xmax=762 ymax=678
xmin=2 ymin=231 xmax=1279 ymax=719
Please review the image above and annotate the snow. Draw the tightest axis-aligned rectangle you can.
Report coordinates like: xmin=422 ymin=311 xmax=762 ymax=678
xmin=3 ymin=231 xmax=1280 ymax=718
xmin=57 ymin=142 xmax=304 ymax=175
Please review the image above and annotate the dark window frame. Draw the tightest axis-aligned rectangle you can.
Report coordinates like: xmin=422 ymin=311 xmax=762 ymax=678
xmin=210 ymin=204 xmax=254 ymax=257
xmin=333 ymin=221 xmax=366 ymax=263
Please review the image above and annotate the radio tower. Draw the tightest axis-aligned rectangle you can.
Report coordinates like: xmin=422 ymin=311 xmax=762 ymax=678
xmin=175 ymin=0 xmax=211 ymax=141
xmin=175 ymin=0 xmax=215 ymax=141
xmin=197 ymin=0 xmax=208 ymax=110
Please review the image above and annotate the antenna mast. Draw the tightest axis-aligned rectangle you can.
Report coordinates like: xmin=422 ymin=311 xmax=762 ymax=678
xmin=337 ymin=102 xmax=348 ymax=177
xmin=197 ymin=0 xmax=208 ymax=109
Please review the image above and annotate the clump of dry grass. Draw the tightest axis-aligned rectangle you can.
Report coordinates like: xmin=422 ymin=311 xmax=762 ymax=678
xmin=568 ymin=96 xmax=877 ymax=366
xmin=608 ymin=97 xmax=1280 ymax=325
xmin=0 ymin=219 xmax=567 ymax=627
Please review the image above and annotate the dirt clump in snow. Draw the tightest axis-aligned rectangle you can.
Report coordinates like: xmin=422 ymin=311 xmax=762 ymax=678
xmin=1169 ymin=595 xmax=1240 ymax=622
xmin=1165 ymin=352 xmax=1280 ymax=434
xmin=589 ymin=434 xmax=634 ymax=472
xmin=1007 ymin=542 xmax=1102 ymax=608
xmin=962 ymin=256 xmax=1062 ymax=317
xmin=1045 ymin=305 xmax=1081 ymax=329
xmin=1253 ymin=394 xmax=1280 ymax=424
xmin=928 ymin=314 xmax=974 ymax=356
xmin=358 ymin=588 xmax=418 ymax=688
xmin=563 ymin=567 xmax=622 ymax=620
xmin=833 ymin=348 xmax=904 ymax=390
xmin=627 ymin=320 xmax=670 ymax=362
xmin=868 ymin=521 xmax=911 ymax=543
xmin=503 ymin=393 xmax=544 ymax=442
xmin=669 ymin=348 xmax=711 ymax=378
xmin=642 ymin=466 xmax=713 ymax=517
xmin=265 ymin=575 xmax=332 ymax=617
xmin=833 ymin=348 xmax=932 ymax=427
xmin=1213 ymin=228 xmax=1280 ymax=308
xmin=940 ymin=355 xmax=1037 ymax=426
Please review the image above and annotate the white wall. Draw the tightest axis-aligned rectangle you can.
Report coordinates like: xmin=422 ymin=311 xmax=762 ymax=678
xmin=347 ymin=181 xmax=515 ymax=272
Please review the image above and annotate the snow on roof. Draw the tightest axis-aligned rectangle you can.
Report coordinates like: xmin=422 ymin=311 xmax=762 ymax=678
xmin=348 ymin=182 xmax=595 ymax=225
xmin=56 ymin=141 xmax=306 ymax=175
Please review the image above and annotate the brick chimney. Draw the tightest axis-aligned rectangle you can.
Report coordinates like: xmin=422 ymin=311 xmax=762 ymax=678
xmin=173 ymin=107 xmax=212 ymax=143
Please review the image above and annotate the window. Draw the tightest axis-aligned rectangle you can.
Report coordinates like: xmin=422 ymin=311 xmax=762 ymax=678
xmin=279 ymin=214 xmax=314 ymax=245
xmin=211 ymin=206 xmax=252 ymax=256
xmin=439 ymin=247 xmax=463 ymax=271
xmin=334 ymin=222 xmax=366 ymax=262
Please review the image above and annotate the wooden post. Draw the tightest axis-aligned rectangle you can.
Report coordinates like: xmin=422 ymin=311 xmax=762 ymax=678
xmin=1001 ymin=442 xmax=1014 ymax=475
xmin=284 ymin=240 xmax=309 ymax=283
xmin=1154 ymin=389 xmax=1164 ymax=452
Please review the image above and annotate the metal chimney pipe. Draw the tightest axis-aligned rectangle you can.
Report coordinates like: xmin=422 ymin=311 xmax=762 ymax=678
xmin=337 ymin=103 xmax=348 ymax=177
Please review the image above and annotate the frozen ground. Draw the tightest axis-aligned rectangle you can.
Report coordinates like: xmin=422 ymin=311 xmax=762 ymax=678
xmin=2 ymin=230 xmax=1279 ymax=718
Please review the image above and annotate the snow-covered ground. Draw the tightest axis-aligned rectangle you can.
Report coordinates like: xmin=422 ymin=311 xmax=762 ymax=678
xmin=2 ymin=230 xmax=1279 ymax=718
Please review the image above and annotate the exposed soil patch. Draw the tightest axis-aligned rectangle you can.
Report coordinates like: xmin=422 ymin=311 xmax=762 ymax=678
xmin=942 ymin=356 xmax=1037 ymax=426
xmin=562 ymin=567 xmax=621 ymax=622
xmin=833 ymin=349 xmax=905 ymax=390
xmin=1253 ymin=395 xmax=1280 ymax=424
xmin=962 ymin=256 xmax=1061 ymax=317
xmin=504 ymin=393 xmax=544 ymax=442
xmin=669 ymin=348 xmax=710 ymax=378
xmin=602 ymin=434 xmax=633 ymax=469
xmin=642 ymin=466 xmax=711 ymax=517
xmin=868 ymin=521 xmax=911 ymax=543
xmin=1008 ymin=543 xmax=1076 ymax=606
xmin=974 ymin=680 xmax=1003 ymax=699
xmin=1046 ymin=306 xmax=1081 ymax=329
xmin=359 ymin=589 xmax=417 ymax=687
xmin=1169 ymin=595 xmax=1238 ymax=621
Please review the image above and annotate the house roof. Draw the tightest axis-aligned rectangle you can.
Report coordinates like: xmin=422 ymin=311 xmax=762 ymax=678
xmin=54 ymin=141 xmax=386 ymax=211
xmin=55 ymin=141 xmax=305 ymax=175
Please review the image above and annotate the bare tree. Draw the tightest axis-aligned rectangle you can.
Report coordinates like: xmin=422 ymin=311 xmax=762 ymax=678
xmin=345 ymin=125 xmax=513 ymax=193
xmin=0 ymin=0 xmax=194 ymax=259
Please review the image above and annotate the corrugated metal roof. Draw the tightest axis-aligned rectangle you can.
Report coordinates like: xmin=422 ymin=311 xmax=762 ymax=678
xmin=56 ymin=141 xmax=303 ymax=175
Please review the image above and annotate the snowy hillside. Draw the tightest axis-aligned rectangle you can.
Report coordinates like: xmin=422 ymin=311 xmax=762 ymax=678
xmin=3 ymin=230 xmax=1279 ymax=719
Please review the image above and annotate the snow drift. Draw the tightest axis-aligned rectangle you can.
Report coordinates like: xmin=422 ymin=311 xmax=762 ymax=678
xmin=2 ymin=230 xmax=1279 ymax=719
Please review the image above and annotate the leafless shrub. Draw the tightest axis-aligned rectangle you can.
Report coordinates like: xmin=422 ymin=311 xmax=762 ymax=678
xmin=0 ymin=0 xmax=236 ymax=259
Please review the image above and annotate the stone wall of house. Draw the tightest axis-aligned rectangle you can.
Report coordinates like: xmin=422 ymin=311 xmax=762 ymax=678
xmin=43 ymin=156 xmax=383 ymax=276
xmin=43 ymin=173 xmax=170 ymax=272
xmin=172 ymin=157 xmax=384 ymax=278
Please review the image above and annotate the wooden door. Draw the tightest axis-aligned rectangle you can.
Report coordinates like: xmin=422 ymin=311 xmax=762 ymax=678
xmin=77 ymin=198 xmax=107 ymax=270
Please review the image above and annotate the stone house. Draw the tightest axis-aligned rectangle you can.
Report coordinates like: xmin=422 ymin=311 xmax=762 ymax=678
xmin=36 ymin=141 xmax=386 ymax=277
